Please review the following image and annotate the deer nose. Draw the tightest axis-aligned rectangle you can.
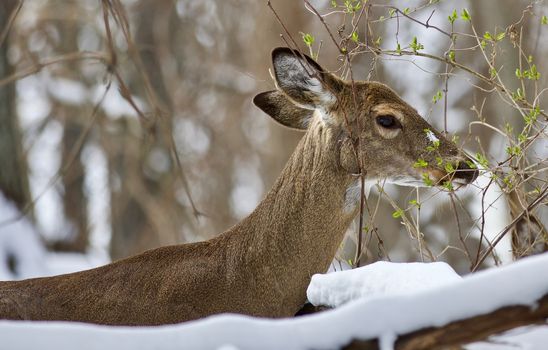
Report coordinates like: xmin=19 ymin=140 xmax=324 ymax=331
xmin=453 ymin=160 xmax=479 ymax=184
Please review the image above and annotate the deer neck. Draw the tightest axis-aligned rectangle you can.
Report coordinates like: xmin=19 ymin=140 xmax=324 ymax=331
xmin=227 ymin=119 xmax=359 ymax=287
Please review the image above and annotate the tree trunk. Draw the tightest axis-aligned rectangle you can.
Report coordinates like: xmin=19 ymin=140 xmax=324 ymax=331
xmin=51 ymin=5 xmax=89 ymax=252
xmin=109 ymin=0 xmax=187 ymax=259
xmin=0 ymin=0 xmax=31 ymax=212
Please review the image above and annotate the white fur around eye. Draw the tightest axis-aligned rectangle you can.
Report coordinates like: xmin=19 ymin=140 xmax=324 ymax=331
xmin=372 ymin=106 xmax=403 ymax=139
xmin=375 ymin=124 xmax=401 ymax=139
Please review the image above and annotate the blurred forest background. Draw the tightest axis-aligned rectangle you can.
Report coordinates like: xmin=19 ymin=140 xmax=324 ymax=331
xmin=0 ymin=0 xmax=546 ymax=279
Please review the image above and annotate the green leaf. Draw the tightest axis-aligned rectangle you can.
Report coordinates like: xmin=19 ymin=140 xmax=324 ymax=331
xmin=436 ymin=157 xmax=443 ymax=166
xmin=542 ymin=15 xmax=548 ymax=25
xmin=461 ymin=8 xmax=471 ymax=22
xmin=344 ymin=0 xmax=361 ymax=13
xmin=512 ymin=88 xmax=524 ymax=101
xmin=480 ymin=40 xmax=487 ymax=49
xmin=432 ymin=90 xmax=443 ymax=103
xmin=374 ymin=36 xmax=382 ymax=46
xmin=422 ymin=173 xmax=433 ymax=186
xmin=515 ymin=68 xmax=522 ymax=79
xmin=409 ymin=199 xmax=420 ymax=208
xmin=442 ymin=181 xmax=454 ymax=191
xmin=505 ymin=145 xmax=521 ymax=157
xmin=413 ymin=158 xmax=429 ymax=168
xmin=483 ymin=32 xmax=493 ymax=41
xmin=396 ymin=42 xmax=401 ymax=54
xmin=526 ymin=64 xmax=540 ymax=80
xmin=410 ymin=36 xmax=424 ymax=53
xmin=448 ymin=10 xmax=457 ymax=24
xmin=331 ymin=0 xmax=338 ymax=7
xmin=351 ymin=31 xmax=359 ymax=43
xmin=496 ymin=32 xmax=506 ymax=41
xmin=403 ymin=7 xmax=410 ymax=15
xmin=426 ymin=140 xmax=440 ymax=152
xmin=465 ymin=160 xmax=477 ymax=169
xmin=448 ymin=50 xmax=455 ymax=61
xmin=503 ymin=174 xmax=514 ymax=190
xmin=444 ymin=162 xmax=455 ymax=173
xmin=388 ymin=8 xmax=396 ymax=17
xmin=524 ymin=106 xmax=540 ymax=125
xmin=301 ymin=32 xmax=315 ymax=47
xmin=475 ymin=152 xmax=489 ymax=168
xmin=392 ymin=209 xmax=404 ymax=218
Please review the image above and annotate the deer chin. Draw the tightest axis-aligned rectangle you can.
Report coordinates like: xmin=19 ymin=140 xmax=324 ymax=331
xmin=427 ymin=168 xmax=471 ymax=190
xmin=385 ymin=168 xmax=450 ymax=188
xmin=384 ymin=175 xmax=427 ymax=187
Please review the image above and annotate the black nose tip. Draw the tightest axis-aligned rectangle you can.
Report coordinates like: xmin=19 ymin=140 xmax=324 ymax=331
xmin=454 ymin=160 xmax=479 ymax=184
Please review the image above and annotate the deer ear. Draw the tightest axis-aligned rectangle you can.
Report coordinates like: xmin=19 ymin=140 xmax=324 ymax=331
xmin=253 ymin=90 xmax=313 ymax=131
xmin=271 ymin=47 xmax=339 ymax=110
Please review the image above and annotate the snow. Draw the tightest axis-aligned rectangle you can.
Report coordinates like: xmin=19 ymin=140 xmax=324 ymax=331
xmin=0 ymin=192 xmax=108 ymax=280
xmin=40 ymin=253 xmax=108 ymax=277
xmin=307 ymin=261 xmax=461 ymax=308
xmin=464 ymin=170 xmax=513 ymax=265
xmin=0 ymin=193 xmax=47 ymax=280
xmin=466 ymin=326 xmax=548 ymax=350
xmin=1 ymin=253 xmax=547 ymax=350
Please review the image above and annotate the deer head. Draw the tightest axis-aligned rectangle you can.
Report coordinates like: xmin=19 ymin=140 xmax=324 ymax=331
xmin=254 ymin=48 xmax=478 ymax=189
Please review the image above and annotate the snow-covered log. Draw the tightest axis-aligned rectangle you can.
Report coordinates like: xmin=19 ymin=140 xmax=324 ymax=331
xmin=345 ymin=293 xmax=548 ymax=349
xmin=1 ymin=254 xmax=547 ymax=350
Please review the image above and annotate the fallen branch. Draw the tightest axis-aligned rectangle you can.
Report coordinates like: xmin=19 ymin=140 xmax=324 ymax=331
xmin=345 ymin=293 xmax=548 ymax=350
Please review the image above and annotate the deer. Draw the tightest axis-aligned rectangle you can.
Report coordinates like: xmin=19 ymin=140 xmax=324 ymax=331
xmin=0 ymin=48 xmax=478 ymax=326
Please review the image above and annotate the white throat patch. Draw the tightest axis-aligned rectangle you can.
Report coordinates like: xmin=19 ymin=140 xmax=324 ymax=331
xmin=344 ymin=179 xmax=374 ymax=214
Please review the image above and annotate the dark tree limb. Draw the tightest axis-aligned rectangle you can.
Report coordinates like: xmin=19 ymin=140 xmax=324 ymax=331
xmin=344 ymin=293 xmax=548 ymax=350
xmin=0 ymin=0 xmax=31 ymax=212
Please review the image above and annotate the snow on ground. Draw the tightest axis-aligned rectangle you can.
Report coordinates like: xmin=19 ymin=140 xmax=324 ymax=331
xmin=40 ymin=252 xmax=109 ymax=277
xmin=0 ymin=193 xmax=109 ymax=280
xmin=1 ymin=253 xmax=547 ymax=350
xmin=0 ymin=193 xmax=48 ymax=280
xmin=308 ymin=261 xmax=461 ymax=308
xmin=466 ymin=325 xmax=548 ymax=350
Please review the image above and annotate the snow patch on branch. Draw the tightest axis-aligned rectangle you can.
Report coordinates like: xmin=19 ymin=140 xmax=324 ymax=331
xmin=307 ymin=261 xmax=461 ymax=308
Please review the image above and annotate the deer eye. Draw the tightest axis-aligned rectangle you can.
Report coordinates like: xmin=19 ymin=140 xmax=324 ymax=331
xmin=376 ymin=115 xmax=401 ymax=129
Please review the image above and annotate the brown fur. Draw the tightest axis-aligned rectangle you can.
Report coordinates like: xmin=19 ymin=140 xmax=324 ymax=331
xmin=0 ymin=48 xmax=477 ymax=325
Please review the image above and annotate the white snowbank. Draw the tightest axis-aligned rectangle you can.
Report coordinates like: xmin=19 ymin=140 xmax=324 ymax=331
xmin=0 ymin=193 xmax=48 ymax=280
xmin=0 ymin=193 xmax=108 ymax=280
xmin=1 ymin=253 xmax=547 ymax=350
xmin=41 ymin=252 xmax=109 ymax=277
xmin=467 ymin=325 xmax=548 ymax=350
xmin=308 ymin=261 xmax=461 ymax=308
